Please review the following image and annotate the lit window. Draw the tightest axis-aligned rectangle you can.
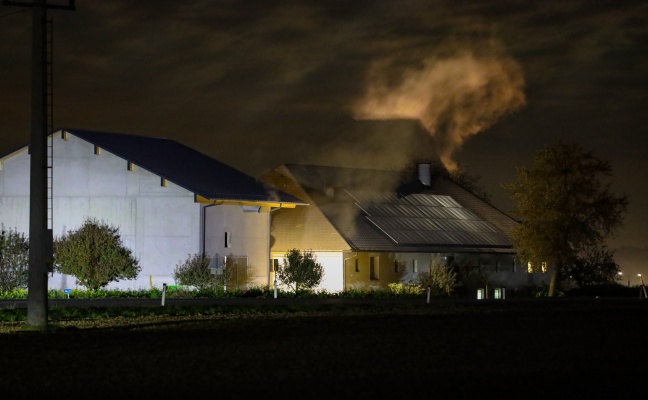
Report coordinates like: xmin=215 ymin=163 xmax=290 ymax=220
xmin=161 ymin=177 xmax=167 ymax=187
xmin=541 ymin=262 xmax=547 ymax=273
xmin=127 ymin=161 xmax=134 ymax=171
xmin=93 ymin=145 xmax=100 ymax=155
xmin=527 ymin=262 xmax=533 ymax=273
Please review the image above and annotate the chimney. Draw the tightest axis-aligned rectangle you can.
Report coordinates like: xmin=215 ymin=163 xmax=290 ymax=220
xmin=418 ymin=163 xmax=431 ymax=186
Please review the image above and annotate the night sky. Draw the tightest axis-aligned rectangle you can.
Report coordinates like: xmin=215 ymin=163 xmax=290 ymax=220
xmin=1 ymin=1 xmax=647 ymax=278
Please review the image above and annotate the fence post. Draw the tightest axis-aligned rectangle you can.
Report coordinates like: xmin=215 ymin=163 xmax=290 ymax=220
xmin=161 ymin=283 xmax=167 ymax=307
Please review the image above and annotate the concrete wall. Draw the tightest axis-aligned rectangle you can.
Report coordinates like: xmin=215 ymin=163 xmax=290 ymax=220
xmin=0 ymin=132 xmax=269 ymax=291
xmin=203 ymin=204 xmax=272 ymax=289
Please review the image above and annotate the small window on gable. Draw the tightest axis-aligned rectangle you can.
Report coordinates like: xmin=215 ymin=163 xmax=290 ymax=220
xmin=161 ymin=177 xmax=167 ymax=187
xmin=127 ymin=161 xmax=134 ymax=171
xmin=94 ymin=145 xmax=101 ymax=155
xmin=61 ymin=131 xmax=68 ymax=140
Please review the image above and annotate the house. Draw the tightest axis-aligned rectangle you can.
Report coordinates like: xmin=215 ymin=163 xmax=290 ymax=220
xmin=261 ymin=163 xmax=550 ymax=297
xmin=0 ymin=128 xmax=307 ymax=291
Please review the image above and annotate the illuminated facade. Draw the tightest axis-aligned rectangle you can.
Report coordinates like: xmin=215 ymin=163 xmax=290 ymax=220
xmin=0 ymin=129 xmax=305 ymax=291
xmin=262 ymin=163 xmax=551 ymax=295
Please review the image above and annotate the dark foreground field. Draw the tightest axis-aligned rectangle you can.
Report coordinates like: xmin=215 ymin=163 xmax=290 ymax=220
xmin=2 ymin=298 xmax=648 ymax=399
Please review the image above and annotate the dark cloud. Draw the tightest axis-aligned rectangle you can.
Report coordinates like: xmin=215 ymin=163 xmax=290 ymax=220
xmin=1 ymin=0 xmax=647 ymax=255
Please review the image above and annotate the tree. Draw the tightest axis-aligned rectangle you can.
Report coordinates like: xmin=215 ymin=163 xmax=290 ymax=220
xmin=0 ymin=225 xmax=29 ymax=291
xmin=277 ymin=249 xmax=324 ymax=294
xmin=416 ymin=255 xmax=460 ymax=296
xmin=563 ymin=247 xmax=621 ymax=287
xmin=173 ymin=253 xmax=233 ymax=291
xmin=54 ymin=217 xmax=141 ymax=290
xmin=503 ymin=141 xmax=628 ymax=297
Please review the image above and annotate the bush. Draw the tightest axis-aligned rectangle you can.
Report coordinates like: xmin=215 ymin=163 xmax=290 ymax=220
xmin=54 ymin=217 xmax=141 ymax=290
xmin=173 ymin=253 xmax=234 ymax=291
xmin=0 ymin=225 xmax=29 ymax=292
xmin=277 ymin=249 xmax=324 ymax=294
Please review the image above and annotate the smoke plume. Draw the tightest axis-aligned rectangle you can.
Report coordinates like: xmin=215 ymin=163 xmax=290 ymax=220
xmin=352 ymin=45 xmax=526 ymax=173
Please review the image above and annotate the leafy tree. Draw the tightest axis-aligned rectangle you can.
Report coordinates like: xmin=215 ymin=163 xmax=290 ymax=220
xmin=503 ymin=141 xmax=628 ymax=297
xmin=416 ymin=255 xmax=460 ymax=296
xmin=564 ymin=247 xmax=621 ymax=288
xmin=54 ymin=217 xmax=141 ymax=290
xmin=0 ymin=225 xmax=29 ymax=291
xmin=277 ymin=249 xmax=324 ymax=294
xmin=173 ymin=253 xmax=233 ymax=290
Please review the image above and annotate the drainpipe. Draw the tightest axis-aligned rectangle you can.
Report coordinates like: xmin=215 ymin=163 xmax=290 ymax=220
xmin=268 ymin=205 xmax=282 ymax=296
xmin=202 ymin=202 xmax=218 ymax=258
xmin=343 ymin=252 xmax=358 ymax=291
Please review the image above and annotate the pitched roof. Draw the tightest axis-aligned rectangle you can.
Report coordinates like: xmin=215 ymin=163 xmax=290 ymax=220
xmin=62 ymin=128 xmax=307 ymax=205
xmin=264 ymin=163 xmax=519 ymax=254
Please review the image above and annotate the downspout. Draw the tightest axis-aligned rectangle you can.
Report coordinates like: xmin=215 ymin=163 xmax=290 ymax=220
xmin=268 ymin=205 xmax=282 ymax=290
xmin=202 ymin=201 xmax=218 ymax=258
xmin=343 ymin=252 xmax=358 ymax=291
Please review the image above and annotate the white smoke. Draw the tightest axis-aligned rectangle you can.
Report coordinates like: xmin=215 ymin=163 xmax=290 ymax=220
xmin=353 ymin=46 xmax=526 ymax=172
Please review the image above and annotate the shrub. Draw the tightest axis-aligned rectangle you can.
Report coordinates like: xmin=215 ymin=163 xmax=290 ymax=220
xmin=0 ymin=225 xmax=29 ymax=292
xmin=173 ymin=253 xmax=234 ymax=292
xmin=277 ymin=249 xmax=324 ymax=294
xmin=54 ymin=217 xmax=141 ymax=290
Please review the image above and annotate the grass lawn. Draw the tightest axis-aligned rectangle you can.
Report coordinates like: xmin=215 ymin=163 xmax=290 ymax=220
xmin=1 ymin=297 xmax=647 ymax=398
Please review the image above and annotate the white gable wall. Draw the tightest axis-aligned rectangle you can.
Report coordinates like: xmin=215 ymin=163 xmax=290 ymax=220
xmin=1 ymin=132 xmax=265 ymax=291
xmin=203 ymin=204 xmax=271 ymax=289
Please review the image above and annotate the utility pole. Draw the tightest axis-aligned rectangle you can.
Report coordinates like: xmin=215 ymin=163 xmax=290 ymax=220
xmin=3 ymin=0 xmax=75 ymax=328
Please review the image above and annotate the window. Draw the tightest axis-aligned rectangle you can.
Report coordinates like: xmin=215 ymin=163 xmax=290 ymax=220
xmin=225 ymin=232 xmax=231 ymax=248
xmin=355 ymin=259 xmax=359 ymax=272
xmin=160 ymin=177 xmax=167 ymax=187
xmin=93 ymin=145 xmax=101 ymax=155
xmin=127 ymin=161 xmax=134 ymax=171
xmin=413 ymin=259 xmax=418 ymax=273
xmin=272 ymin=259 xmax=279 ymax=272
xmin=528 ymin=261 xmax=548 ymax=273
xmin=394 ymin=260 xmax=399 ymax=273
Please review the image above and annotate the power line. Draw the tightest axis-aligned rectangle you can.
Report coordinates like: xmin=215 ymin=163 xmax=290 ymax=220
xmin=0 ymin=8 xmax=27 ymax=18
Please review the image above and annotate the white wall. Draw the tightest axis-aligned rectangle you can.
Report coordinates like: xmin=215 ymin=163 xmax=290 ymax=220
xmin=203 ymin=204 xmax=271 ymax=289
xmin=271 ymin=250 xmax=344 ymax=293
xmin=0 ymin=133 xmax=205 ymax=291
